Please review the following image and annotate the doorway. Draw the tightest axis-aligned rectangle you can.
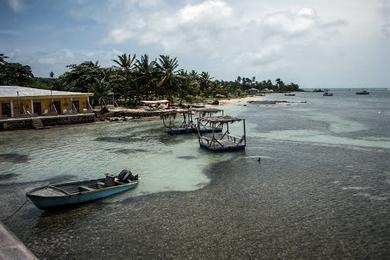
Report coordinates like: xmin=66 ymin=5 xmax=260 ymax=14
xmin=1 ymin=103 xmax=11 ymax=117
xmin=33 ymin=102 xmax=41 ymax=115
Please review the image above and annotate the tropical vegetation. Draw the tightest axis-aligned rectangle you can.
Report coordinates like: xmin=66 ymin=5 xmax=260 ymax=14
xmin=0 ymin=52 xmax=301 ymax=106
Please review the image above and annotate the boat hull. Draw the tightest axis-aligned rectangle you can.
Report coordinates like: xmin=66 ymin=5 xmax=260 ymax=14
xmin=27 ymin=182 xmax=137 ymax=210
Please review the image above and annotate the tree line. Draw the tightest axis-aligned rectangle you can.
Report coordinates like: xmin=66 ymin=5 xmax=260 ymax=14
xmin=0 ymin=52 xmax=301 ymax=106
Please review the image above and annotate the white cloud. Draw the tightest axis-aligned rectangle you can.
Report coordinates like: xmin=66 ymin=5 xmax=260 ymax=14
xmin=6 ymin=0 xmax=24 ymax=12
xmin=234 ymin=45 xmax=284 ymax=68
xmin=103 ymin=1 xmax=347 ymax=76
xmin=6 ymin=0 xmax=384 ymax=88
xmin=379 ymin=0 xmax=390 ymax=37
xmin=263 ymin=8 xmax=317 ymax=36
xmin=178 ymin=0 xmax=232 ymax=23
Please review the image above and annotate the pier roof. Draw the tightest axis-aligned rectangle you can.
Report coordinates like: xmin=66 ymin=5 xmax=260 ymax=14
xmin=200 ymin=115 xmax=243 ymax=123
xmin=0 ymin=86 xmax=93 ymax=99
xmin=192 ymin=107 xmax=223 ymax=113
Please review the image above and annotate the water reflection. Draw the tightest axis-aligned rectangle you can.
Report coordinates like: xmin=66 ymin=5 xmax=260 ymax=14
xmin=0 ymin=153 xmax=29 ymax=163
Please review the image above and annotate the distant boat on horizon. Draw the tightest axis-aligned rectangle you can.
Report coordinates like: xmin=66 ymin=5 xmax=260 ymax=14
xmin=356 ymin=90 xmax=370 ymax=95
xmin=323 ymin=91 xmax=333 ymax=96
xmin=284 ymin=93 xmax=295 ymax=96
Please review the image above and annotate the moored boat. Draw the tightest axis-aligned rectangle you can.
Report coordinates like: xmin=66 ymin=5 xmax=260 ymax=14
xmin=26 ymin=169 xmax=138 ymax=210
xmin=356 ymin=90 xmax=370 ymax=95
xmin=284 ymin=93 xmax=295 ymax=96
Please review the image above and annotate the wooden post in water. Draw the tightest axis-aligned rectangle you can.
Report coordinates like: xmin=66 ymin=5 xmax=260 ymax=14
xmin=212 ymin=122 xmax=215 ymax=149
xmin=227 ymin=121 xmax=229 ymax=134
xmin=243 ymin=119 xmax=246 ymax=146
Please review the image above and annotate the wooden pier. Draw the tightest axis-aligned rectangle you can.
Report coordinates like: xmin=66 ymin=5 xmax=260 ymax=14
xmin=161 ymin=109 xmax=194 ymax=134
xmin=161 ymin=108 xmax=224 ymax=135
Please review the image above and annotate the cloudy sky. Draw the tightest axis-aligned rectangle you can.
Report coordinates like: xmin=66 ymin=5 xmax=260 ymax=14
xmin=1 ymin=0 xmax=389 ymax=88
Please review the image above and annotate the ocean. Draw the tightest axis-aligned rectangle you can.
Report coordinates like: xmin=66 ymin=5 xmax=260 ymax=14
xmin=0 ymin=89 xmax=389 ymax=259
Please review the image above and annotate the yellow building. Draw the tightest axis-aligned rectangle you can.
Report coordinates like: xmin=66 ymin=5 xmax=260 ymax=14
xmin=0 ymin=86 xmax=93 ymax=118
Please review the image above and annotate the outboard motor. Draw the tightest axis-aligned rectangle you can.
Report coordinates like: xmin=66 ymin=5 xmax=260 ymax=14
xmin=118 ymin=169 xmax=138 ymax=182
xmin=129 ymin=173 xmax=138 ymax=181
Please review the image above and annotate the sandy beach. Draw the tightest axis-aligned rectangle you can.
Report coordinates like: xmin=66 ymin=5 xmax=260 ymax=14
xmin=218 ymin=95 xmax=266 ymax=105
xmin=100 ymin=95 xmax=266 ymax=120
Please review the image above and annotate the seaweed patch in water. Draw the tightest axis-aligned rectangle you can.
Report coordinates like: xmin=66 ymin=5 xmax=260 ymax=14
xmin=0 ymin=172 xmax=19 ymax=181
xmin=177 ymin=156 xmax=197 ymax=160
xmin=95 ymin=136 xmax=144 ymax=143
xmin=113 ymin=148 xmax=148 ymax=154
xmin=0 ymin=153 xmax=29 ymax=163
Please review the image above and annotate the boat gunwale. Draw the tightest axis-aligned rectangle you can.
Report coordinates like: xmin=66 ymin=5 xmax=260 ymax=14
xmin=26 ymin=179 xmax=138 ymax=199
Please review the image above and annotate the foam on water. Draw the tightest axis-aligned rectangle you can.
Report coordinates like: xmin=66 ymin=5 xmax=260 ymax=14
xmin=301 ymin=112 xmax=368 ymax=133
xmin=250 ymin=130 xmax=390 ymax=149
xmin=354 ymin=192 xmax=389 ymax=201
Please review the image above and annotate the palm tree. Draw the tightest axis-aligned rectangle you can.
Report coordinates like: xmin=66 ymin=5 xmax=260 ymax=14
xmin=113 ymin=53 xmax=136 ymax=71
xmin=0 ymin=53 xmax=8 ymax=65
xmin=199 ymin=72 xmax=213 ymax=97
xmin=156 ymin=55 xmax=179 ymax=102
xmin=89 ymin=70 xmax=111 ymax=109
xmin=236 ymin=76 xmax=241 ymax=84
xmin=134 ymin=54 xmax=157 ymax=101
xmin=113 ymin=54 xmax=136 ymax=101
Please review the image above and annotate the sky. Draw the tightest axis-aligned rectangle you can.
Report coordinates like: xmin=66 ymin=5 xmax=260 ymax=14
xmin=0 ymin=0 xmax=389 ymax=88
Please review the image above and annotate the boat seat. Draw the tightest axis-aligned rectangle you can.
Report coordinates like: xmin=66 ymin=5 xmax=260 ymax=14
xmin=96 ymin=181 xmax=105 ymax=188
xmin=114 ymin=180 xmax=125 ymax=185
xmin=78 ymin=185 xmax=95 ymax=192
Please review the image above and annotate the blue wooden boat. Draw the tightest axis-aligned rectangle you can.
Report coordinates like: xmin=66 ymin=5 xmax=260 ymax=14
xmin=26 ymin=170 xmax=138 ymax=210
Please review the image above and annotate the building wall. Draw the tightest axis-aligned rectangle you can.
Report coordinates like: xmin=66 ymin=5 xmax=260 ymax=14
xmin=0 ymin=96 xmax=91 ymax=118
xmin=0 ymin=114 xmax=96 ymax=131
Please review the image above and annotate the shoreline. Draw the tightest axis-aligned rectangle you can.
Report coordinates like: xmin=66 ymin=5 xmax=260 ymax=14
xmin=0 ymin=95 xmax=266 ymax=131
xmin=218 ymin=95 xmax=266 ymax=105
xmin=97 ymin=95 xmax=266 ymax=122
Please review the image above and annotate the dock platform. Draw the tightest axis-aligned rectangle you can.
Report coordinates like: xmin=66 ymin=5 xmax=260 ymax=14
xmin=0 ymin=222 xmax=37 ymax=259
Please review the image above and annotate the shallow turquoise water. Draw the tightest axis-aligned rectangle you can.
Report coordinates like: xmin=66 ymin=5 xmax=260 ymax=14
xmin=1 ymin=91 xmax=389 ymax=197
xmin=0 ymin=107 xmax=244 ymax=197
